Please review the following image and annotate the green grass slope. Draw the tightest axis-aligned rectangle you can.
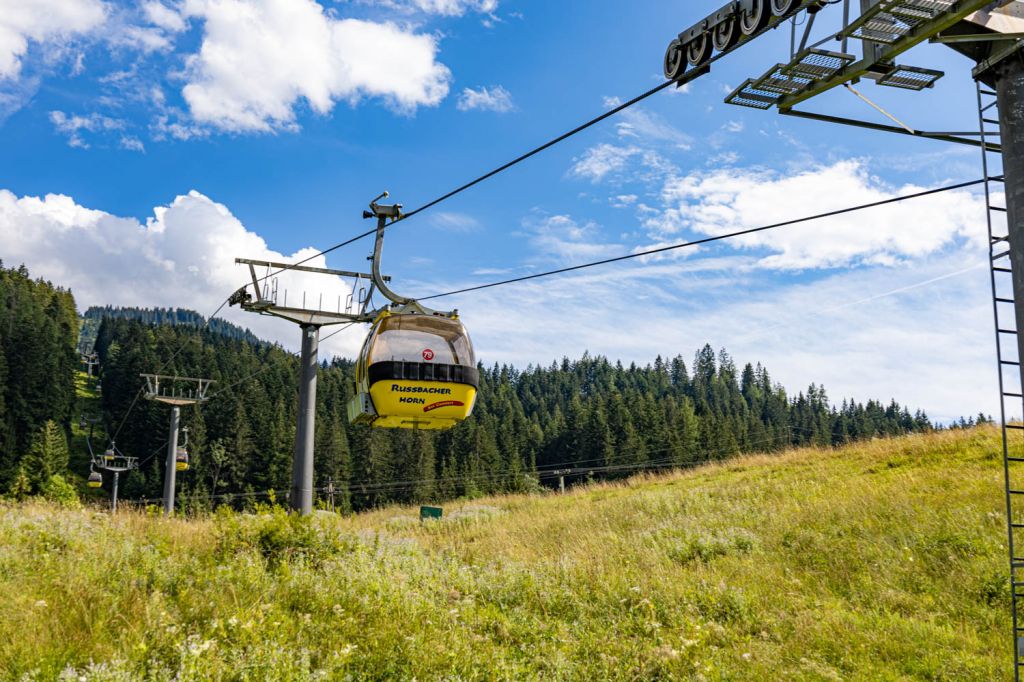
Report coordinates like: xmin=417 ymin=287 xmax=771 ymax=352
xmin=0 ymin=428 xmax=1012 ymax=680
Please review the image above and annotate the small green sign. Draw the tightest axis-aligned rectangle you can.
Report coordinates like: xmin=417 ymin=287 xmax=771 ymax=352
xmin=420 ymin=505 xmax=443 ymax=521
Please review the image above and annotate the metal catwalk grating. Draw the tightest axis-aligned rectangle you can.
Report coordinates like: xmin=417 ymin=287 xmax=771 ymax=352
xmin=782 ymin=48 xmax=857 ymax=80
xmin=877 ymin=65 xmax=944 ymax=89
xmin=846 ymin=0 xmax=956 ymax=44
xmin=759 ymin=67 xmax=813 ymax=95
xmin=724 ymin=79 xmax=779 ymax=109
xmin=726 ymin=48 xmax=854 ymax=109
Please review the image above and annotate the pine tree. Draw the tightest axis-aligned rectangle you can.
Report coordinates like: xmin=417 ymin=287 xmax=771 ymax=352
xmin=24 ymin=420 xmax=70 ymax=492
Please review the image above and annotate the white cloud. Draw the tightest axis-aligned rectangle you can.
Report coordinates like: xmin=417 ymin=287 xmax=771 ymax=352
xmin=0 ymin=188 xmax=370 ymax=357
xmin=521 ymin=213 xmax=621 ymax=264
xmin=570 ymin=144 xmax=641 ymax=183
xmin=0 ymin=0 xmax=106 ymax=79
xmin=112 ymin=23 xmax=174 ymax=53
xmin=456 ymin=85 xmax=513 ymax=112
xmin=429 ymin=211 xmax=480 ymax=232
xmin=647 ymin=159 xmax=988 ymax=269
xmin=49 ymin=110 xmax=126 ymax=147
xmin=143 ymin=1 xmax=187 ymax=32
xmin=373 ymin=0 xmax=498 ymax=16
xmin=119 ymin=135 xmax=145 ymax=152
xmin=570 ymin=143 xmax=675 ymax=185
xmin=178 ymin=0 xmax=452 ymax=132
xmin=614 ymin=108 xmax=692 ymax=150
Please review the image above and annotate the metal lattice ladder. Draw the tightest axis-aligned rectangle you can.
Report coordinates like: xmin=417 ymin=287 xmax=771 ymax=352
xmin=978 ymin=81 xmax=1024 ymax=678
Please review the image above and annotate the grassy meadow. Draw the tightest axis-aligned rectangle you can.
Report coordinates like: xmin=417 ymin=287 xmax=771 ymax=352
xmin=0 ymin=427 xmax=1014 ymax=680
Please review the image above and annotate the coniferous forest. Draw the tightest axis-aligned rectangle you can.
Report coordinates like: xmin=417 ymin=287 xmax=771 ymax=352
xmin=0 ymin=262 xmax=943 ymax=512
xmin=0 ymin=263 xmax=79 ymax=495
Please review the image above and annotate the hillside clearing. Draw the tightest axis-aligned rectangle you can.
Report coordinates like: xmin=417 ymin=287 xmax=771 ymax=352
xmin=0 ymin=427 xmax=1012 ymax=680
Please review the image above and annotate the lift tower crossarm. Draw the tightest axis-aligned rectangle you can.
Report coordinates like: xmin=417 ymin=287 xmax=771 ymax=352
xmin=234 ymin=258 xmax=387 ymax=283
xmin=231 ymin=257 xmax=387 ymax=326
xmin=775 ymin=0 xmax=994 ymax=109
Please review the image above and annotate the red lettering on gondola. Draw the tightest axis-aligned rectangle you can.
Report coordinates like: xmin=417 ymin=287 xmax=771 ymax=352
xmin=424 ymin=400 xmax=464 ymax=413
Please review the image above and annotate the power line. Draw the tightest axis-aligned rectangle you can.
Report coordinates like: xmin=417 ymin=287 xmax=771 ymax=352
xmin=128 ymin=427 xmax=815 ymax=507
xmin=104 ymin=177 xmax=977 ymax=464
xmin=419 ymin=177 xmax=987 ymax=302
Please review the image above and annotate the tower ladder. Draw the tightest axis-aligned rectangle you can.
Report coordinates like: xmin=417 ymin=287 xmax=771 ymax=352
xmin=978 ymin=80 xmax=1024 ymax=679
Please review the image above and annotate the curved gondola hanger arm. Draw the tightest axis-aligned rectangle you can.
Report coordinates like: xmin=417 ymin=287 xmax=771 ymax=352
xmin=364 ymin=192 xmax=458 ymax=319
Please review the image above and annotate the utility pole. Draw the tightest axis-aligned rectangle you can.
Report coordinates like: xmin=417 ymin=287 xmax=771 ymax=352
xmin=232 ymin=192 xmax=459 ymax=513
xmin=142 ymin=374 xmax=213 ymax=516
xmin=550 ymin=469 xmax=572 ymax=494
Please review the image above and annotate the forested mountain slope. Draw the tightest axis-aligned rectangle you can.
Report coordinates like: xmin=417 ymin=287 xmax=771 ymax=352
xmin=90 ymin=314 xmax=935 ymax=511
xmin=0 ymin=263 xmax=79 ymax=493
xmin=78 ymin=305 xmax=264 ymax=354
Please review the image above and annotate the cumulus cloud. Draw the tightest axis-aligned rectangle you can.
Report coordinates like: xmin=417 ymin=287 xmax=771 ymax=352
xmin=0 ymin=0 xmax=106 ymax=79
xmin=456 ymin=85 xmax=513 ymax=112
xmin=142 ymin=1 xmax=188 ymax=32
xmin=179 ymin=0 xmax=452 ymax=132
xmin=646 ymin=159 xmax=988 ymax=269
xmin=0 ymin=187 xmax=370 ymax=357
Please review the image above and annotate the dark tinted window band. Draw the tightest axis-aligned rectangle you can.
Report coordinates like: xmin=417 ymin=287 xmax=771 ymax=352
xmin=368 ymin=361 xmax=480 ymax=389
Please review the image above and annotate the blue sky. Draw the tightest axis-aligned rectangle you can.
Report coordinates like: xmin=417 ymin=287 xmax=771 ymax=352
xmin=0 ymin=0 xmax=1000 ymax=422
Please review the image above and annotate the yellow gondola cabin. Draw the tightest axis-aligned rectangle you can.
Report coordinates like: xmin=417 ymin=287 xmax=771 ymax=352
xmin=349 ymin=311 xmax=478 ymax=430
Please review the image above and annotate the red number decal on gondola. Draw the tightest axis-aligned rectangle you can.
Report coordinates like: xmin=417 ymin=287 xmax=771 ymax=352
xmin=422 ymin=349 xmax=434 ymax=361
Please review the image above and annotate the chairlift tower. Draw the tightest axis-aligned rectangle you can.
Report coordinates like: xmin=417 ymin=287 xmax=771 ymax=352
xmin=662 ymin=0 xmax=1024 ymax=674
xmin=142 ymin=374 xmax=214 ymax=516
xmin=232 ymin=192 xmax=437 ymax=514
xmin=81 ymin=352 xmax=98 ymax=379
xmin=91 ymin=442 xmax=138 ymax=513
xmin=229 ymin=257 xmax=384 ymax=516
